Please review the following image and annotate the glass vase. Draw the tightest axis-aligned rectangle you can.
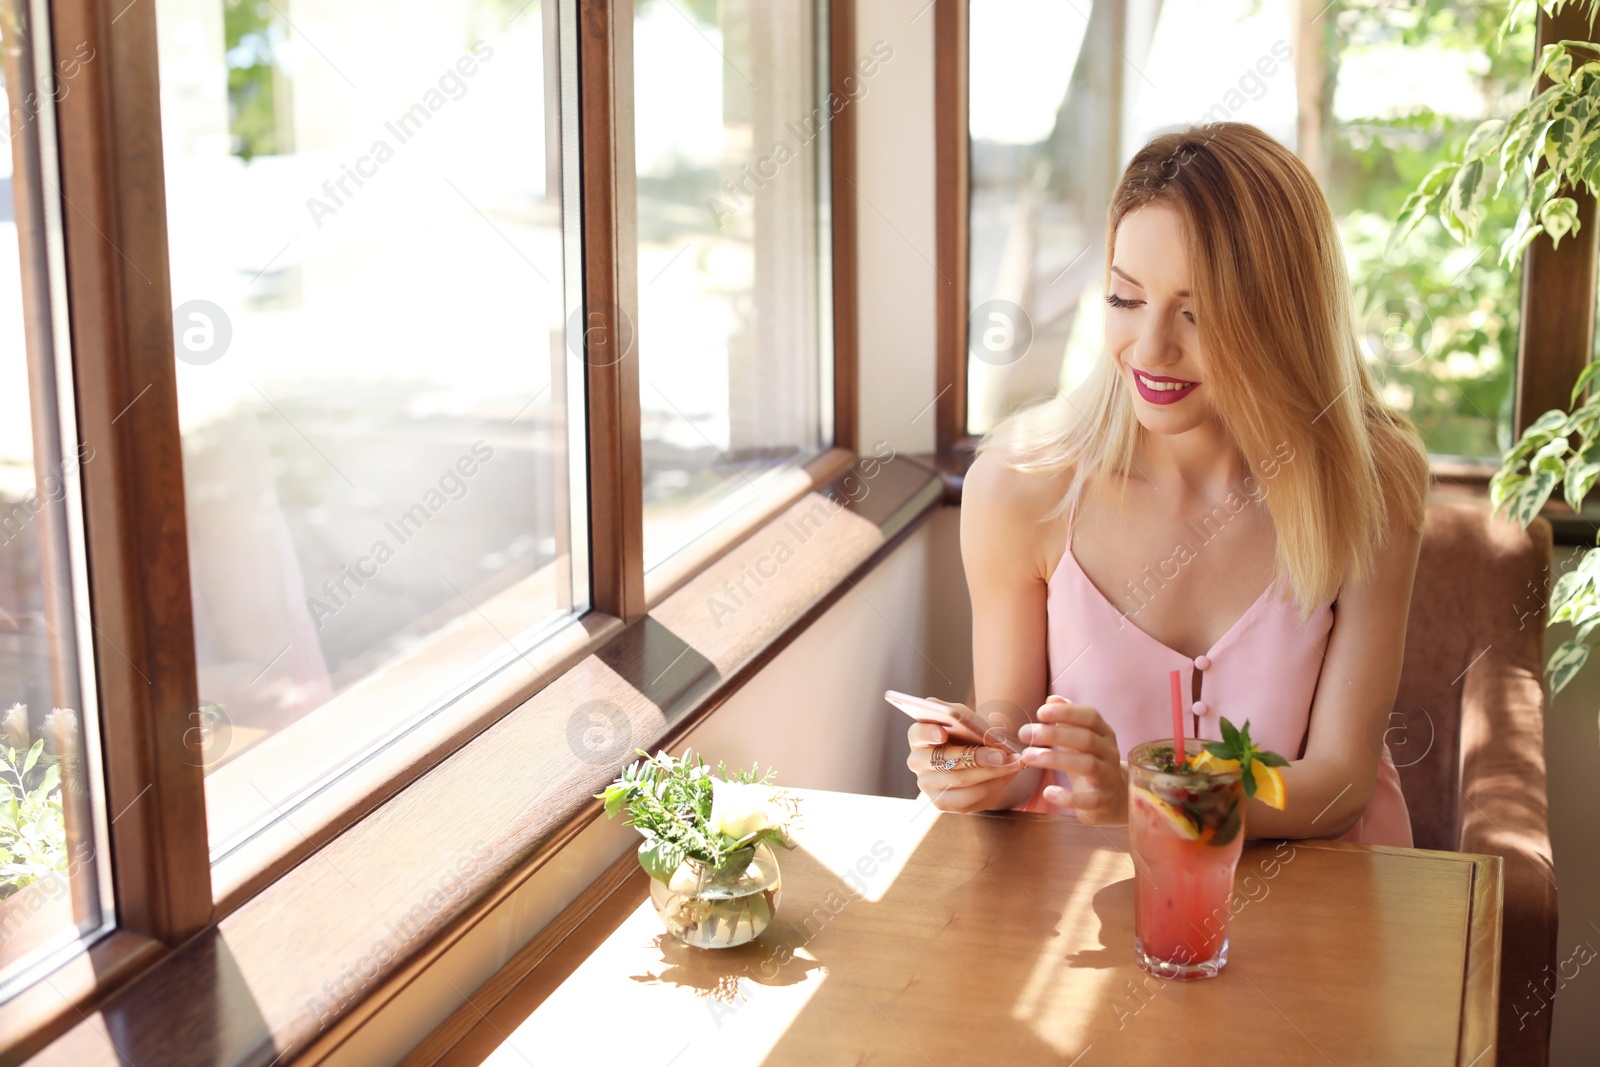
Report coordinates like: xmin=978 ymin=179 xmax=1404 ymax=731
xmin=648 ymin=841 xmax=782 ymax=949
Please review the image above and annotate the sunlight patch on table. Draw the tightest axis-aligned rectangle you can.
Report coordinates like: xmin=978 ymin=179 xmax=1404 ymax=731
xmin=788 ymin=792 xmax=939 ymax=903
xmin=1010 ymin=844 xmax=1125 ymax=1054
xmin=479 ymin=888 xmax=828 ymax=1064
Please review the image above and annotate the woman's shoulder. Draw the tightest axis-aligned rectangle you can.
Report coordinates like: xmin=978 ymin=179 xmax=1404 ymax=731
xmin=960 ymin=447 xmax=1062 ymax=588
xmin=961 ymin=450 xmax=1075 ymax=582
xmin=964 ymin=448 xmax=1075 ymax=518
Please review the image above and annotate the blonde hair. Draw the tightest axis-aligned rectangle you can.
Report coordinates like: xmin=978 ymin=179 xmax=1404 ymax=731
xmin=977 ymin=122 xmax=1429 ymax=615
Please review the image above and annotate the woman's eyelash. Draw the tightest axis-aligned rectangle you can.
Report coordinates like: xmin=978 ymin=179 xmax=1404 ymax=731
xmin=1107 ymin=292 xmax=1196 ymax=324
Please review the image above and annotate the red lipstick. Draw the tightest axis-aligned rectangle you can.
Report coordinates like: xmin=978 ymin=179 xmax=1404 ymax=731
xmin=1131 ymin=368 xmax=1199 ymax=406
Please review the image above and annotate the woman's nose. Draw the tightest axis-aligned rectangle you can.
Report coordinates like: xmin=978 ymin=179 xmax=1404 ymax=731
xmin=1133 ymin=320 xmax=1182 ymax=368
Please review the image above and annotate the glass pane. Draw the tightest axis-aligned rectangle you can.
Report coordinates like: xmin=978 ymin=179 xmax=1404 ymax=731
xmin=155 ymin=0 xmax=586 ymax=859
xmin=633 ymin=0 xmax=829 ymax=571
xmin=966 ymin=0 xmax=1529 ymax=461
xmin=1329 ymin=3 xmax=1531 ymax=459
xmin=967 ymin=0 xmax=1113 ymax=436
xmin=0 ymin=3 xmax=113 ymax=992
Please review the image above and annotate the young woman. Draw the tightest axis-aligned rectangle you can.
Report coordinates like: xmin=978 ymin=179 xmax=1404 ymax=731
xmin=908 ymin=122 xmax=1428 ymax=846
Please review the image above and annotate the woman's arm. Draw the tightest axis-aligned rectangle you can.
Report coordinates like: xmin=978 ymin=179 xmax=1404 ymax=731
xmin=960 ymin=451 xmax=1051 ymax=811
xmin=1245 ymin=492 xmax=1424 ymax=838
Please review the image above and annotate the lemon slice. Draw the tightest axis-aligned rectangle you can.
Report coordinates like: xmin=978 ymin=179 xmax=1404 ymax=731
xmin=1131 ymin=786 xmax=1200 ymax=840
xmin=1190 ymin=750 xmax=1240 ymax=774
xmin=1251 ymin=763 xmax=1288 ymax=810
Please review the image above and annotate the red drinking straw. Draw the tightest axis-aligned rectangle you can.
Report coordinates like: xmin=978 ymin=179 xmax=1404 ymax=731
xmin=1169 ymin=668 xmax=1185 ymax=769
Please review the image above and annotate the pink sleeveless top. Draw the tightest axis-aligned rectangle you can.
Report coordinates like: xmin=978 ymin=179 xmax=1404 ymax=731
xmin=1018 ymin=502 xmax=1413 ymax=848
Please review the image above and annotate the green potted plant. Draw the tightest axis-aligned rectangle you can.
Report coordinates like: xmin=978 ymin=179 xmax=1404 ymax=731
xmin=598 ymin=748 xmax=797 ymax=949
xmin=1393 ymin=0 xmax=1600 ymax=695
xmin=0 ymin=703 xmax=75 ymax=961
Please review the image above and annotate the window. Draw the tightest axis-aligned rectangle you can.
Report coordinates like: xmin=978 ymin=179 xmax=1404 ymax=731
xmin=3 ymin=0 xmax=850 ymax=1040
xmin=0 ymin=1 xmax=113 ymax=993
xmin=633 ymin=0 xmax=832 ymax=571
xmin=155 ymin=0 xmax=588 ymax=859
xmin=960 ymin=0 xmax=1532 ymax=461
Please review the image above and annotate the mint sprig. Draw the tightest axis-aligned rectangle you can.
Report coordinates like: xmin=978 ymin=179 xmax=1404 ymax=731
xmin=1202 ymin=717 xmax=1288 ymax=799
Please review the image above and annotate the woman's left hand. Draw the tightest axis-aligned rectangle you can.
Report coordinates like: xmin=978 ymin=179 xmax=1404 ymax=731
xmin=1018 ymin=695 xmax=1128 ymax=824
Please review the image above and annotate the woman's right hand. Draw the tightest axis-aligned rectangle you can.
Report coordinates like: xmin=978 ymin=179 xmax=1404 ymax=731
xmin=906 ymin=722 xmax=1026 ymax=812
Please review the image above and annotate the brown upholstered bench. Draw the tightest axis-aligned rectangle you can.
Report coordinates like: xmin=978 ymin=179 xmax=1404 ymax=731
xmin=1394 ymin=498 xmax=1558 ymax=1066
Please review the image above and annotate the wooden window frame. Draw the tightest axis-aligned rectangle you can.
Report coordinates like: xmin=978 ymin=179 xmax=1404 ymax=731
xmin=1514 ymin=2 xmax=1600 ymax=436
xmin=932 ymin=0 xmax=970 ymax=462
xmin=17 ymin=438 xmax=940 ymax=1067
xmin=2 ymin=0 xmax=862 ymax=1057
xmin=933 ymin=0 xmax=1600 ymax=536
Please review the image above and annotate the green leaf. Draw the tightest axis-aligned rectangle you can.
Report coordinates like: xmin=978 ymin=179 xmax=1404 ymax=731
xmin=639 ymin=839 xmax=684 ymax=883
xmin=1551 ymin=569 xmax=1591 ymax=617
xmin=1240 ymin=763 xmax=1257 ymax=799
xmin=21 ymin=740 xmax=41 ymax=776
xmin=1202 ymin=740 xmax=1236 ymax=760
xmin=1541 ymin=196 xmax=1582 ymax=247
xmin=1524 ymin=408 xmax=1573 ymax=440
xmin=1495 ymin=1 xmax=1527 ymax=46
xmin=1255 ymin=751 xmax=1289 ymax=768
xmin=1490 ymin=470 xmax=1526 ymax=515
xmin=1533 ymin=163 xmax=1563 ymax=210
xmin=1220 ymin=717 xmax=1241 ymax=751
xmin=1508 ymin=469 xmax=1560 ymax=527
xmin=1501 ymin=209 xmax=1545 ymax=265
xmin=1391 ymin=163 xmax=1457 ymax=249
xmin=748 ymin=888 xmax=773 ymax=929
xmin=1443 ymin=160 xmax=1486 ymax=241
xmin=1209 ymin=800 xmax=1243 ymax=847
xmin=1463 ymin=118 xmax=1508 ymax=162
xmin=1532 ymin=436 xmax=1572 ymax=475
xmin=1498 ymin=104 xmax=1540 ymax=185
xmin=1544 ymin=113 xmax=1576 ymax=170
xmin=602 ymin=785 xmax=629 ymax=818
xmin=1565 ymin=442 xmax=1600 ymax=511
xmin=1548 ymin=550 xmax=1600 ymax=617
xmin=1539 ymin=42 xmax=1572 ymax=85
xmin=1547 ymin=639 xmax=1591 ymax=694
xmin=1570 ymin=362 xmax=1600 ymax=407
xmin=31 ymin=763 xmax=59 ymax=801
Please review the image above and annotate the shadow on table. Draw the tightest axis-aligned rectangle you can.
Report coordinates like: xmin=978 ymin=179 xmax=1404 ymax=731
xmin=1064 ymin=876 xmax=1136 ymax=970
xmin=629 ymin=930 xmax=825 ymax=1001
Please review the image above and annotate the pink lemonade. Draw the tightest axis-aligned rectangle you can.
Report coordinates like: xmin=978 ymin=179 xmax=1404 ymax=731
xmin=1128 ymin=739 xmax=1245 ymax=979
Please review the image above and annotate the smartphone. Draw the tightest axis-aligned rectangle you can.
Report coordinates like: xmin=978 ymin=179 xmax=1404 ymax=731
xmin=884 ymin=690 xmax=1026 ymax=755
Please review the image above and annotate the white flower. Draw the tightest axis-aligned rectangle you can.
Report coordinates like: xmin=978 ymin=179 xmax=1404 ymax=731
xmin=2 ymin=704 xmax=27 ymax=750
xmin=708 ymin=779 xmax=783 ymax=842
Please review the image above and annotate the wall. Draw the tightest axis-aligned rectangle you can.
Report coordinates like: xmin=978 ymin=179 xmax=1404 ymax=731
xmin=853 ymin=0 xmax=939 ymax=457
xmin=1543 ymin=546 xmax=1600 ymax=1062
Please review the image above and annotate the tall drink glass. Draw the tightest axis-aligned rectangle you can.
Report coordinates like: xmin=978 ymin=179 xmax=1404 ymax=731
xmin=1128 ymin=738 xmax=1245 ymax=979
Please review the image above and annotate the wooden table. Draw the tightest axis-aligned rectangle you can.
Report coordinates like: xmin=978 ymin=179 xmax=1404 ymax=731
xmin=441 ymin=789 xmax=1502 ymax=1066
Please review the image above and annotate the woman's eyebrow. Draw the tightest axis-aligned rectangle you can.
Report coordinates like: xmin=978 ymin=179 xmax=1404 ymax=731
xmin=1110 ymin=264 xmax=1191 ymax=298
